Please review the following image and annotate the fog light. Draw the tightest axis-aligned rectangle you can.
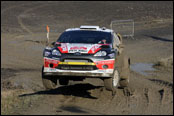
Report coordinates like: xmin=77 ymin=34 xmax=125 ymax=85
xmin=102 ymin=65 xmax=108 ymax=69
xmin=49 ymin=64 xmax=54 ymax=68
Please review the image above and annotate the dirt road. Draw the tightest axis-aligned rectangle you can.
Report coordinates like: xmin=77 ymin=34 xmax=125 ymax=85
xmin=1 ymin=1 xmax=173 ymax=115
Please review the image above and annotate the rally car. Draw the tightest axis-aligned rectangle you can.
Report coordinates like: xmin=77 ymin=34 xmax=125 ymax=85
xmin=42 ymin=25 xmax=130 ymax=92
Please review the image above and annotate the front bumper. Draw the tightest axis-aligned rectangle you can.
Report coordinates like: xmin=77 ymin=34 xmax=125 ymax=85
xmin=43 ymin=57 xmax=115 ymax=77
xmin=44 ymin=67 xmax=114 ymax=77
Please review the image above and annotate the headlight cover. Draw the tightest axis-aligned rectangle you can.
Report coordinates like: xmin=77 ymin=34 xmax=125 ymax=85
xmin=108 ymin=53 xmax=115 ymax=58
xmin=52 ymin=49 xmax=61 ymax=56
xmin=44 ymin=51 xmax=51 ymax=57
xmin=94 ymin=51 xmax=107 ymax=56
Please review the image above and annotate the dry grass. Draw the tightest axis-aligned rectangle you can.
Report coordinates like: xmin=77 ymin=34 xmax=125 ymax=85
xmin=1 ymin=90 xmax=21 ymax=114
xmin=1 ymin=89 xmax=41 ymax=115
xmin=154 ymin=56 xmax=173 ymax=68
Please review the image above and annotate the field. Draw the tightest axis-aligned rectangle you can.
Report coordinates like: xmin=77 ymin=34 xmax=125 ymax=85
xmin=1 ymin=1 xmax=173 ymax=115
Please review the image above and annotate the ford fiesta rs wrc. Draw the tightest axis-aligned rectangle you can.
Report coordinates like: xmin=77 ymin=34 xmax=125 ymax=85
xmin=42 ymin=25 xmax=130 ymax=93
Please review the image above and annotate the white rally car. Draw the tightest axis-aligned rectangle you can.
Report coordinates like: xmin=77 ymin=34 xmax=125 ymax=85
xmin=42 ymin=25 xmax=130 ymax=93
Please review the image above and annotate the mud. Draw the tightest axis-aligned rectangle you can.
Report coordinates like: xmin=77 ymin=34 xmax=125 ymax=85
xmin=130 ymin=63 xmax=156 ymax=76
xmin=1 ymin=1 xmax=173 ymax=115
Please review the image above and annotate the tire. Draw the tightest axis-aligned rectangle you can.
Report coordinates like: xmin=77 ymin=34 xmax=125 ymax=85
xmin=104 ymin=69 xmax=120 ymax=91
xmin=42 ymin=66 xmax=57 ymax=90
xmin=59 ymin=78 xmax=69 ymax=85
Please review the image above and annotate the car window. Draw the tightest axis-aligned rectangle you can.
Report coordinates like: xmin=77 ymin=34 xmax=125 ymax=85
xmin=57 ymin=30 xmax=112 ymax=44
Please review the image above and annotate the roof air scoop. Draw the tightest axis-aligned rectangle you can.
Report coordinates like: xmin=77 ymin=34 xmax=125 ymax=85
xmin=80 ymin=25 xmax=100 ymax=30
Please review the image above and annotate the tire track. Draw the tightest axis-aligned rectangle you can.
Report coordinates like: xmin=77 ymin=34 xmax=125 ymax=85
xmin=1 ymin=3 xmax=29 ymax=15
xmin=17 ymin=4 xmax=50 ymax=34
xmin=1 ymin=5 xmax=20 ymax=15
xmin=148 ymin=79 xmax=173 ymax=93
xmin=160 ymin=88 xmax=173 ymax=105
xmin=2 ymin=2 xmax=53 ymax=34
xmin=1 ymin=2 xmax=40 ymax=34
xmin=144 ymin=88 xmax=149 ymax=104
xmin=158 ymin=89 xmax=164 ymax=103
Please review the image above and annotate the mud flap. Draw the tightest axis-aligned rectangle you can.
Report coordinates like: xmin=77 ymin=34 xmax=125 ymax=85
xmin=115 ymin=51 xmax=130 ymax=87
xmin=115 ymin=52 xmax=130 ymax=79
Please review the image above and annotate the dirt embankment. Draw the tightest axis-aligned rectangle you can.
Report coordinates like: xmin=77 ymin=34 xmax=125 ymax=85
xmin=1 ymin=1 xmax=173 ymax=115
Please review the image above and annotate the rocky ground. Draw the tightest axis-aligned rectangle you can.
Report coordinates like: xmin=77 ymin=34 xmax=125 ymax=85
xmin=1 ymin=1 xmax=173 ymax=115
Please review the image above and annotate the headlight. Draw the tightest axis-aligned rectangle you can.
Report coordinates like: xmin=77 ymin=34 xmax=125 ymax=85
xmin=108 ymin=53 xmax=115 ymax=58
xmin=94 ymin=51 xmax=107 ymax=56
xmin=44 ymin=51 xmax=51 ymax=57
xmin=52 ymin=49 xmax=61 ymax=56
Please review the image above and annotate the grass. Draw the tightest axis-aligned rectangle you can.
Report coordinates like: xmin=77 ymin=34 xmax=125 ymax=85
xmin=154 ymin=56 xmax=173 ymax=68
xmin=1 ymin=89 xmax=42 ymax=115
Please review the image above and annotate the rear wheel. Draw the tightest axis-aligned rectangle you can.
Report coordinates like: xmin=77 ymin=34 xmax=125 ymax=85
xmin=104 ymin=69 xmax=120 ymax=92
xmin=42 ymin=66 xmax=57 ymax=90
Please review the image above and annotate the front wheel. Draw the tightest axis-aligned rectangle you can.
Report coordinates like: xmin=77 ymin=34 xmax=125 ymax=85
xmin=104 ymin=69 xmax=120 ymax=91
xmin=42 ymin=66 xmax=57 ymax=90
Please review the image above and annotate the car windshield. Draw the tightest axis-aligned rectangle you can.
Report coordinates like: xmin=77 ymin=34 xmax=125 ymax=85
xmin=57 ymin=30 xmax=112 ymax=44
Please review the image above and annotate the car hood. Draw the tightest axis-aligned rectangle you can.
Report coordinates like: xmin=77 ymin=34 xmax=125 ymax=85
xmin=57 ymin=43 xmax=104 ymax=54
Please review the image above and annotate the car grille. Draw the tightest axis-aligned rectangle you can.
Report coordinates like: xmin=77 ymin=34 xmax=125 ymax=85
xmin=64 ymin=59 xmax=88 ymax=62
xmin=57 ymin=58 xmax=97 ymax=71
xmin=63 ymin=58 xmax=93 ymax=63
xmin=57 ymin=65 xmax=97 ymax=71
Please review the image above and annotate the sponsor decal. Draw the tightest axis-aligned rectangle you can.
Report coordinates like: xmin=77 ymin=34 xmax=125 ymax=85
xmin=69 ymin=46 xmax=87 ymax=53
xmin=88 ymin=44 xmax=101 ymax=54
xmin=57 ymin=43 xmax=105 ymax=54
xmin=58 ymin=43 xmax=68 ymax=53
xmin=61 ymin=43 xmax=68 ymax=51
xmin=69 ymin=49 xmax=87 ymax=53
xmin=70 ymin=46 xmax=87 ymax=50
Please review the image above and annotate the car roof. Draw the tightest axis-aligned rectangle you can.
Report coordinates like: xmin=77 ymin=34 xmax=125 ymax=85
xmin=65 ymin=25 xmax=114 ymax=33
